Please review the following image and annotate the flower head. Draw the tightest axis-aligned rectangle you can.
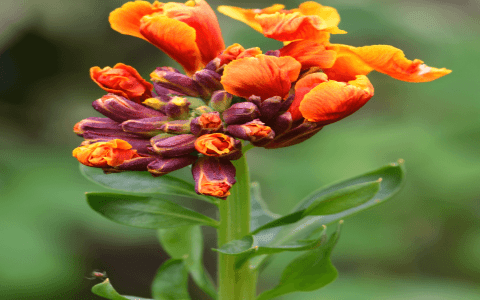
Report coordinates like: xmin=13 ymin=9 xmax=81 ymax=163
xmin=73 ymin=139 xmax=141 ymax=168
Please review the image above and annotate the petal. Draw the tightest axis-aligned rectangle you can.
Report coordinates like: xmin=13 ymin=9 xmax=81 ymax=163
xmin=289 ymin=73 xmax=328 ymax=121
xmin=279 ymin=40 xmax=337 ymax=70
xmin=221 ymin=54 xmax=301 ymax=100
xmin=109 ymin=1 xmax=164 ymax=40
xmin=140 ymin=14 xmax=202 ymax=75
xmin=297 ymin=1 xmax=345 ymax=34
xmin=217 ymin=43 xmax=262 ymax=66
xmin=255 ymin=12 xmax=328 ymax=41
xmin=217 ymin=4 xmax=285 ymax=32
xmin=325 ymin=44 xmax=452 ymax=82
xmin=299 ymin=75 xmax=374 ymax=124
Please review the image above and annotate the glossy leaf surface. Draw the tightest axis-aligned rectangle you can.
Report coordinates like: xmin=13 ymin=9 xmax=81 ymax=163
xmin=92 ymin=279 xmax=152 ymax=300
xmin=152 ymin=259 xmax=190 ymax=300
xmin=87 ymin=193 xmax=219 ymax=229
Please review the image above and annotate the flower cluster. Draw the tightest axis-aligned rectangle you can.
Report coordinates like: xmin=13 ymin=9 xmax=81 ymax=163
xmin=73 ymin=0 xmax=450 ymax=199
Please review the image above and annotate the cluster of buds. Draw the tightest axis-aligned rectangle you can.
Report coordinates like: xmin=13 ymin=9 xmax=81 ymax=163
xmin=73 ymin=0 xmax=450 ymax=199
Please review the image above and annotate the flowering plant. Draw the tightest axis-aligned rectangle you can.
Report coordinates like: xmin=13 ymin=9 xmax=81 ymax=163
xmin=73 ymin=1 xmax=450 ymax=299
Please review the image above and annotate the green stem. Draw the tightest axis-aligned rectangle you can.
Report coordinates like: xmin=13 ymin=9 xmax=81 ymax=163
xmin=218 ymin=153 xmax=257 ymax=300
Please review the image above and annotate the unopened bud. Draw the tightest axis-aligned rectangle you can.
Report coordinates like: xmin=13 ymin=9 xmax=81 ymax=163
xmin=150 ymin=67 xmax=202 ymax=97
xmin=227 ymin=119 xmax=275 ymax=145
xmin=222 ymin=102 xmax=260 ymax=125
xmin=160 ymin=120 xmax=191 ymax=134
xmin=193 ymin=105 xmax=214 ymax=117
xmin=193 ymin=69 xmax=223 ymax=97
xmin=103 ymin=156 xmax=157 ymax=173
xmin=121 ymin=116 xmax=169 ymax=137
xmin=92 ymin=94 xmax=165 ymax=123
xmin=147 ymin=155 xmax=198 ymax=177
xmin=209 ymin=90 xmax=233 ymax=113
xmin=165 ymin=97 xmax=191 ymax=119
xmin=270 ymin=111 xmax=293 ymax=136
xmin=247 ymin=95 xmax=262 ymax=107
xmin=143 ymin=98 xmax=167 ymax=111
xmin=190 ymin=112 xmax=223 ymax=136
xmin=192 ymin=157 xmax=236 ymax=199
xmin=73 ymin=117 xmax=122 ymax=137
xmin=194 ymin=133 xmax=241 ymax=159
xmin=150 ymin=134 xmax=197 ymax=157
xmin=259 ymin=96 xmax=283 ymax=121
xmin=264 ymin=121 xmax=323 ymax=149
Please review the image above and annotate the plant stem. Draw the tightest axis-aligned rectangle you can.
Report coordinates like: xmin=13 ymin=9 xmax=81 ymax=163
xmin=218 ymin=153 xmax=257 ymax=300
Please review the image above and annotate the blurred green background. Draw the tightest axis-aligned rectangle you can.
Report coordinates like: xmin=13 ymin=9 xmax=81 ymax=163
xmin=1 ymin=0 xmax=479 ymax=299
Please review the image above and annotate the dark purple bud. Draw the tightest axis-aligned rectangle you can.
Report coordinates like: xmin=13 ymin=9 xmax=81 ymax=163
xmin=164 ymin=97 xmax=191 ymax=119
xmin=121 ymin=116 xmax=169 ymax=137
xmin=265 ymin=50 xmax=280 ymax=57
xmin=259 ymin=96 xmax=283 ymax=121
xmin=209 ymin=90 xmax=233 ymax=113
xmin=247 ymin=95 xmax=262 ymax=107
xmin=92 ymin=94 xmax=165 ymax=123
xmin=73 ymin=117 xmax=122 ymax=137
xmin=193 ymin=69 xmax=223 ymax=97
xmin=227 ymin=119 xmax=275 ymax=144
xmin=151 ymin=68 xmax=202 ymax=97
xmin=279 ymin=94 xmax=295 ymax=113
xmin=264 ymin=121 xmax=323 ymax=149
xmin=190 ymin=112 xmax=223 ymax=136
xmin=204 ymin=58 xmax=221 ymax=72
xmin=269 ymin=111 xmax=293 ymax=136
xmin=103 ymin=156 xmax=157 ymax=173
xmin=147 ymin=155 xmax=198 ymax=177
xmin=160 ymin=120 xmax=191 ymax=134
xmin=222 ymin=102 xmax=260 ymax=125
xmin=192 ymin=157 xmax=236 ymax=199
xmin=150 ymin=134 xmax=197 ymax=157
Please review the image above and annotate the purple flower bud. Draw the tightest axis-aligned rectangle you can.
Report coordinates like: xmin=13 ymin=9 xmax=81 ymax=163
xmin=143 ymin=97 xmax=168 ymax=113
xmin=279 ymin=94 xmax=295 ymax=113
xmin=151 ymin=67 xmax=203 ymax=97
xmin=147 ymin=155 xmax=198 ymax=177
xmin=259 ymin=96 xmax=283 ymax=121
xmin=247 ymin=95 xmax=262 ymax=107
xmin=264 ymin=121 xmax=323 ymax=149
xmin=121 ymin=116 xmax=169 ymax=137
xmin=222 ymin=102 xmax=260 ymax=125
xmin=269 ymin=111 xmax=293 ymax=136
xmin=227 ymin=119 xmax=275 ymax=144
xmin=204 ymin=58 xmax=221 ymax=72
xmin=150 ymin=134 xmax=197 ymax=157
xmin=164 ymin=97 xmax=191 ymax=119
xmin=265 ymin=50 xmax=280 ymax=57
xmin=209 ymin=90 xmax=233 ymax=113
xmin=92 ymin=94 xmax=165 ymax=123
xmin=160 ymin=120 xmax=191 ymax=134
xmin=190 ymin=112 xmax=223 ymax=136
xmin=193 ymin=69 xmax=223 ymax=97
xmin=73 ymin=117 xmax=122 ymax=137
xmin=192 ymin=157 xmax=236 ymax=199
xmin=103 ymin=156 xmax=157 ymax=173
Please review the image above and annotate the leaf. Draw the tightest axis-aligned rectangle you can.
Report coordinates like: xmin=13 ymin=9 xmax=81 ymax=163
xmin=86 ymin=193 xmax=219 ymax=229
xmin=158 ymin=226 xmax=217 ymax=299
xmin=80 ymin=164 xmax=216 ymax=204
xmin=256 ymin=222 xmax=342 ymax=300
xmin=251 ymin=180 xmax=381 ymax=234
xmin=152 ymin=259 xmax=190 ymax=300
xmin=250 ymin=182 xmax=280 ymax=231
xmin=92 ymin=279 xmax=153 ymax=300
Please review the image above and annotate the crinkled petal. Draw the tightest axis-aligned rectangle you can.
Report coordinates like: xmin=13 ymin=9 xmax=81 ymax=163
xmin=297 ymin=1 xmax=345 ymax=34
xmin=289 ymin=73 xmax=328 ymax=121
xmin=109 ymin=1 xmax=163 ymax=40
xmin=217 ymin=4 xmax=285 ymax=32
xmin=279 ymin=40 xmax=337 ymax=70
xmin=255 ymin=12 xmax=328 ymax=41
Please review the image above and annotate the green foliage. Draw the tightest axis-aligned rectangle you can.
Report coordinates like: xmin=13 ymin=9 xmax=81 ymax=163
xmin=152 ymin=259 xmax=190 ymax=300
xmin=250 ymin=182 xmax=280 ymax=231
xmin=80 ymin=164 xmax=217 ymax=204
xmin=158 ymin=226 xmax=217 ymax=299
xmin=92 ymin=279 xmax=153 ymax=300
xmin=86 ymin=193 xmax=219 ymax=229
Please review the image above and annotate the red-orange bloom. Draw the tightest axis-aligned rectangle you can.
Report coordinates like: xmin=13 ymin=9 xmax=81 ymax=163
xmin=109 ymin=0 xmax=225 ymax=75
xmin=324 ymin=44 xmax=452 ymax=82
xmin=279 ymin=40 xmax=336 ymax=70
xmin=289 ymin=73 xmax=374 ymax=125
xmin=194 ymin=133 xmax=238 ymax=156
xmin=90 ymin=63 xmax=153 ymax=103
xmin=72 ymin=139 xmax=140 ymax=168
xmin=218 ymin=2 xmax=345 ymax=42
xmin=221 ymin=54 xmax=301 ymax=100
xmin=216 ymin=43 xmax=262 ymax=67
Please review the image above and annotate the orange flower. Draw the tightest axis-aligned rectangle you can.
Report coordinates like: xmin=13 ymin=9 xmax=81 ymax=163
xmin=194 ymin=133 xmax=240 ymax=157
xmin=221 ymin=54 xmax=301 ymax=100
xmin=289 ymin=73 xmax=374 ymax=125
xmin=323 ymin=44 xmax=452 ymax=82
xmin=218 ymin=1 xmax=345 ymax=42
xmin=72 ymin=139 xmax=140 ymax=168
xmin=192 ymin=157 xmax=236 ymax=199
xmin=109 ymin=0 xmax=225 ymax=75
xmin=90 ymin=63 xmax=153 ymax=103
xmin=279 ymin=40 xmax=336 ymax=70
xmin=216 ymin=43 xmax=262 ymax=67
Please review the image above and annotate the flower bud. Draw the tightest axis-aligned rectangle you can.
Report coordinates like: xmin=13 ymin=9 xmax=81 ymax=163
xmin=279 ymin=94 xmax=295 ymax=113
xmin=92 ymin=94 xmax=165 ymax=123
xmin=192 ymin=105 xmax=214 ymax=117
xmin=165 ymin=97 xmax=191 ymax=119
xmin=150 ymin=134 xmax=197 ymax=157
xmin=194 ymin=133 xmax=241 ymax=159
xmin=90 ymin=63 xmax=153 ymax=103
xmin=222 ymin=102 xmax=260 ymax=125
xmin=143 ymin=98 xmax=168 ymax=111
xmin=247 ymin=95 xmax=262 ymax=107
xmin=259 ymin=96 xmax=283 ymax=121
xmin=121 ymin=117 xmax=169 ymax=137
xmin=150 ymin=67 xmax=202 ymax=97
xmin=193 ymin=69 xmax=223 ymax=97
xmin=80 ymin=137 xmax=152 ymax=155
xmin=270 ymin=112 xmax=293 ymax=136
xmin=72 ymin=139 xmax=141 ymax=168
xmin=264 ymin=121 xmax=323 ymax=149
xmin=190 ymin=112 xmax=223 ymax=136
xmin=103 ymin=156 xmax=157 ymax=173
xmin=73 ymin=117 xmax=122 ymax=137
xmin=192 ymin=157 xmax=236 ymax=199
xmin=209 ymin=90 xmax=233 ymax=113
xmin=160 ymin=120 xmax=191 ymax=134
xmin=147 ymin=155 xmax=198 ymax=177
xmin=227 ymin=119 xmax=275 ymax=144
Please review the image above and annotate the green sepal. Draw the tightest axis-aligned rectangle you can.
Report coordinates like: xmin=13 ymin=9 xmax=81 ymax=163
xmin=91 ymin=279 xmax=153 ymax=300
xmin=80 ymin=164 xmax=217 ymax=204
xmin=255 ymin=222 xmax=342 ymax=300
xmin=86 ymin=193 xmax=219 ymax=229
xmin=158 ymin=226 xmax=217 ymax=299
xmin=152 ymin=259 xmax=190 ymax=300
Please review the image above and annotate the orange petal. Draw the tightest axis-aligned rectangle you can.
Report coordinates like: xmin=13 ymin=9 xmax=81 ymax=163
xmin=109 ymin=1 xmax=164 ymax=40
xmin=299 ymin=75 xmax=374 ymax=124
xmin=72 ymin=139 xmax=139 ymax=168
xmin=221 ymin=54 xmax=301 ymax=100
xmin=140 ymin=15 xmax=202 ymax=75
xmin=279 ymin=40 xmax=337 ymax=70
xmin=163 ymin=0 xmax=225 ymax=65
xmin=217 ymin=4 xmax=285 ymax=32
xmin=217 ymin=43 xmax=262 ymax=67
xmin=325 ymin=44 xmax=452 ymax=82
xmin=289 ymin=72 xmax=328 ymax=121
xmin=297 ymin=1 xmax=345 ymax=34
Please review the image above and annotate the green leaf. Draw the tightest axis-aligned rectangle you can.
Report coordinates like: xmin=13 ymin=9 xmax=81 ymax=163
xmin=86 ymin=193 xmax=219 ymax=229
xmin=158 ymin=226 xmax=217 ymax=299
xmin=92 ymin=279 xmax=153 ymax=300
xmin=250 ymin=182 xmax=280 ymax=231
xmin=152 ymin=259 xmax=190 ymax=300
xmin=256 ymin=222 xmax=342 ymax=300
xmin=80 ymin=164 xmax=216 ymax=204
xmin=251 ymin=180 xmax=381 ymax=234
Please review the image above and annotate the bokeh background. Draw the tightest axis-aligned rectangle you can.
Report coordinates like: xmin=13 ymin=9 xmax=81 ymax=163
xmin=1 ymin=0 xmax=479 ymax=299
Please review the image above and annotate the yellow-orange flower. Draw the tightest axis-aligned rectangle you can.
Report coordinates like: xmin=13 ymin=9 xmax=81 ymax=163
xmin=90 ymin=63 xmax=153 ymax=103
xmin=194 ymin=133 xmax=238 ymax=157
xmin=218 ymin=1 xmax=345 ymax=42
xmin=72 ymin=139 xmax=140 ymax=168
xmin=109 ymin=0 xmax=225 ymax=75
